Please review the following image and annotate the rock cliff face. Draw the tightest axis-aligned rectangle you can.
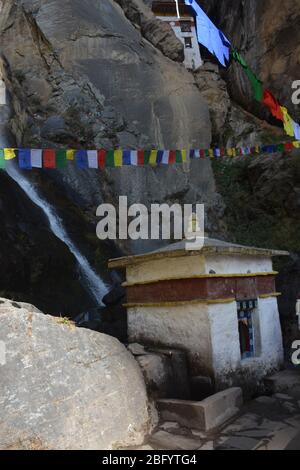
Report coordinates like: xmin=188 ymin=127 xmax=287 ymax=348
xmin=0 ymin=0 xmax=299 ymax=343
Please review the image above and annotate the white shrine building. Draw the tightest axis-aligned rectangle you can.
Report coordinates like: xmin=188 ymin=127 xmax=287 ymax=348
xmin=152 ymin=0 xmax=203 ymax=71
xmin=109 ymin=237 xmax=288 ymax=391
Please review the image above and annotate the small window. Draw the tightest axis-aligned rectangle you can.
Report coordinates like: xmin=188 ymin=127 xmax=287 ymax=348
xmin=184 ymin=37 xmax=192 ymax=49
xmin=180 ymin=21 xmax=192 ymax=33
xmin=237 ymin=300 xmax=258 ymax=360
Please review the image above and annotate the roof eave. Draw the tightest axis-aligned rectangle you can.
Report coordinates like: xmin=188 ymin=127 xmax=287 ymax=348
xmin=108 ymin=246 xmax=289 ymax=270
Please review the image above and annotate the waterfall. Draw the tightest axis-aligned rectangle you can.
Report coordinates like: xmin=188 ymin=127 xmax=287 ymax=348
xmin=0 ymin=86 xmax=109 ymax=306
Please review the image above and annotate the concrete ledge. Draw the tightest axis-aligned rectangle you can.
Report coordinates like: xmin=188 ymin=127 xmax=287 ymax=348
xmin=157 ymin=387 xmax=243 ymax=432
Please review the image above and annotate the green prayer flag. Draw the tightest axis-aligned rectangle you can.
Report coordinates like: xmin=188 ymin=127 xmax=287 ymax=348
xmin=244 ymin=68 xmax=263 ymax=102
xmin=276 ymin=144 xmax=285 ymax=152
xmin=56 ymin=150 xmax=67 ymax=168
xmin=0 ymin=149 xmax=5 ymax=169
xmin=144 ymin=151 xmax=151 ymax=166
xmin=231 ymin=50 xmax=247 ymax=67
xmin=105 ymin=150 xmax=115 ymax=168
xmin=176 ymin=150 xmax=182 ymax=163
xmin=232 ymin=49 xmax=263 ymax=102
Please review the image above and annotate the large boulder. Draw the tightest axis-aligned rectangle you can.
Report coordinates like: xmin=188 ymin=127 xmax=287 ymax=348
xmin=0 ymin=298 xmax=151 ymax=450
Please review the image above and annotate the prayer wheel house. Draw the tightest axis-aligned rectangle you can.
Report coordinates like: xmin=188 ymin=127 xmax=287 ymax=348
xmin=109 ymin=238 xmax=288 ymax=391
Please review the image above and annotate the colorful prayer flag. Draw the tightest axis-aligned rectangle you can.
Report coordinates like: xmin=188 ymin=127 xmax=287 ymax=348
xmin=18 ymin=149 xmax=32 ymax=169
xmin=98 ymin=149 xmax=106 ymax=169
xmin=56 ymin=150 xmax=67 ymax=169
xmin=130 ymin=150 xmax=138 ymax=166
xmin=144 ymin=150 xmax=151 ymax=166
xmin=263 ymin=90 xmax=284 ymax=121
xmin=184 ymin=0 xmax=231 ymax=67
xmin=105 ymin=150 xmax=115 ymax=168
xmin=156 ymin=150 xmax=164 ymax=166
xmin=169 ymin=150 xmax=176 ymax=164
xmin=149 ymin=150 xmax=157 ymax=166
xmin=4 ymin=148 xmax=16 ymax=160
xmin=162 ymin=150 xmax=170 ymax=165
xmin=114 ymin=150 xmax=123 ymax=167
xmin=138 ymin=150 xmax=145 ymax=166
xmin=87 ymin=150 xmax=98 ymax=169
xmin=280 ymin=107 xmax=295 ymax=137
xmin=43 ymin=149 xmax=56 ymax=168
xmin=75 ymin=150 xmax=88 ymax=169
xmin=0 ymin=149 xmax=5 ymax=169
xmin=175 ymin=150 xmax=183 ymax=163
xmin=31 ymin=149 xmax=42 ymax=168
xmin=293 ymin=122 xmax=300 ymax=140
xmin=67 ymin=150 xmax=75 ymax=161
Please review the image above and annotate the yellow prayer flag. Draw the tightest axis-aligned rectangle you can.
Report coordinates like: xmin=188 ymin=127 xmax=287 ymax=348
xmin=226 ymin=148 xmax=233 ymax=157
xmin=208 ymin=149 xmax=214 ymax=158
xmin=280 ymin=107 xmax=295 ymax=137
xmin=149 ymin=150 xmax=157 ymax=166
xmin=114 ymin=149 xmax=123 ymax=167
xmin=4 ymin=148 xmax=16 ymax=160
xmin=232 ymin=148 xmax=237 ymax=157
xmin=181 ymin=150 xmax=187 ymax=163
xmin=293 ymin=141 xmax=300 ymax=149
xmin=67 ymin=150 xmax=75 ymax=160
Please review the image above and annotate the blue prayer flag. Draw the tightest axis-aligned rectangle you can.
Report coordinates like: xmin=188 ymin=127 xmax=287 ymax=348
xmin=18 ymin=149 xmax=32 ymax=170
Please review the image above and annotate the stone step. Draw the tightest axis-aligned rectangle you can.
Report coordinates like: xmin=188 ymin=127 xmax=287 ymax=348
xmin=157 ymin=387 xmax=243 ymax=432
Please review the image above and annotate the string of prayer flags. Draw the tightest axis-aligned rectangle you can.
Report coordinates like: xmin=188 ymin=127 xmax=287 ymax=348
xmin=179 ymin=3 xmax=299 ymax=139
xmin=0 ymin=144 xmax=300 ymax=171
xmin=231 ymin=55 xmax=300 ymax=136
xmin=184 ymin=0 xmax=231 ymax=67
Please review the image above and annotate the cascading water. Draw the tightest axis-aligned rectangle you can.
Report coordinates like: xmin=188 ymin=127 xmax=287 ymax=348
xmin=0 ymin=83 xmax=109 ymax=306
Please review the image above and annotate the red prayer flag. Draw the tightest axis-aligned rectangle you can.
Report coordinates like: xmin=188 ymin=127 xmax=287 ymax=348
xmin=168 ymin=150 xmax=176 ymax=164
xmin=97 ymin=149 xmax=106 ymax=169
xmin=137 ymin=150 xmax=144 ymax=166
xmin=43 ymin=149 xmax=56 ymax=168
xmin=263 ymin=90 xmax=284 ymax=121
xmin=284 ymin=142 xmax=294 ymax=152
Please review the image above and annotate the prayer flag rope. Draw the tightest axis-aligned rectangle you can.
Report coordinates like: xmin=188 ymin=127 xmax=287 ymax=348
xmin=0 ymin=143 xmax=299 ymax=170
xmin=184 ymin=0 xmax=300 ymax=140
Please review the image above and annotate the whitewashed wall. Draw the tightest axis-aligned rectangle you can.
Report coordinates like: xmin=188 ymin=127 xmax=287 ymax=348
xmin=157 ymin=15 xmax=203 ymax=70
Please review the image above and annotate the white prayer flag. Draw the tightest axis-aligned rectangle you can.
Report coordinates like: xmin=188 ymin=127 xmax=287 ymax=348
xmin=131 ymin=150 xmax=138 ymax=166
xmin=31 ymin=149 xmax=42 ymax=168
xmin=87 ymin=150 xmax=98 ymax=169
xmin=162 ymin=150 xmax=170 ymax=165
